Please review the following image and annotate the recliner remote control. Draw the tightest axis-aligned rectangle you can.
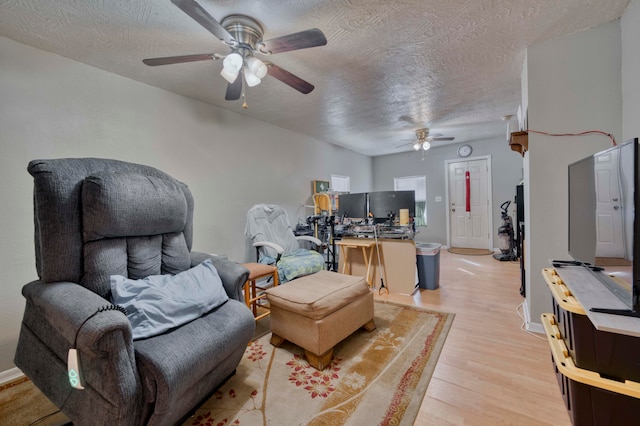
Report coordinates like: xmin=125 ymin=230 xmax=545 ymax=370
xmin=67 ymin=348 xmax=84 ymax=390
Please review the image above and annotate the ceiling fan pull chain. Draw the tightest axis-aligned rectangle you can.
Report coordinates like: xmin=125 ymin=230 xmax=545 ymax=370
xmin=242 ymin=91 xmax=248 ymax=109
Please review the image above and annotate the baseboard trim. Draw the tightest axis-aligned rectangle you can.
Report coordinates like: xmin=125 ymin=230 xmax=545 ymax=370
xmin=526 ymin=321 xmax=544 ymax=334
xmin=0 ymin=367 xmax=24 ymax=386
xmin=521 ymin=301 xmax=544 ymax=334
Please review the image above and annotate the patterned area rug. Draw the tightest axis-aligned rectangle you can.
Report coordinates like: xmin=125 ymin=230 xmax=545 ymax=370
xmin=183 ymin=300 xmax=454 ymax=426
xmin=448 ymin=247 xmax=494 ymax=256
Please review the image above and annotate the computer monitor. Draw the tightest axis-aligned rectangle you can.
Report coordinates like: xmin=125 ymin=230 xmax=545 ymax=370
xmin=337 ymin=192 xmax=367 ymax=218
xmin=368 ymin=191 xmax=415 ymax=223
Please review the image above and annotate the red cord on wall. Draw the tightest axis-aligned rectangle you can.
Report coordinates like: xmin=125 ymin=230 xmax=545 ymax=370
xmin=525 ymin=129 xmax=617 ymax=146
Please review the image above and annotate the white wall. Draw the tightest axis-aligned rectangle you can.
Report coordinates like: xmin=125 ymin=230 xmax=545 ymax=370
xmin=0 ymin=35 xmax=372 ymax=371
xmin=524 ymin=20 xmax=623 ymax=328
xmin=372 ymin=137 xmax=523 ymax=246
xmin=623 ymin=0 xmax=640 ymax=140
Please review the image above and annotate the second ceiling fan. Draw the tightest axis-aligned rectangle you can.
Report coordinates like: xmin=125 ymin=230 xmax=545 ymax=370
xmin=143 ymin=0 xmax=327 ymax=102
xmin=399 ymin=128 xmax=455 ymax=151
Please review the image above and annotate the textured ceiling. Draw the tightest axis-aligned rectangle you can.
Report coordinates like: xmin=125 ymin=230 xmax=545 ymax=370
xmin=0 ymin=0 xmax=631 ymax=156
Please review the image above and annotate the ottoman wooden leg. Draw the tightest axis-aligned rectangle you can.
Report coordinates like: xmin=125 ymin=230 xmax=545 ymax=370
xmin=363 ymin=319 xmax=376 ymax=331
xmin=270 ymin=333 xmax=286 ymax=347
xmin=305 ymin=348 xmax=333 ymax=371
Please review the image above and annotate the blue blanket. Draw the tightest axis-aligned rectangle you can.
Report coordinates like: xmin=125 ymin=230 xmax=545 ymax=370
xmin=260 ymin=248 xmax=325 ymax=283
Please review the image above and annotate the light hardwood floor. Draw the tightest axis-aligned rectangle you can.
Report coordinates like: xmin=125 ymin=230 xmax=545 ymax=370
xmin=374 ymin=250 xmax=571 ymax=426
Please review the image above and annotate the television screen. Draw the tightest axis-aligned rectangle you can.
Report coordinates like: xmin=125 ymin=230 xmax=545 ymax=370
xmin=368 ymin=190 xmax=416 ymax=222
xmin=568 ymin=138 xmax=639 ymax=315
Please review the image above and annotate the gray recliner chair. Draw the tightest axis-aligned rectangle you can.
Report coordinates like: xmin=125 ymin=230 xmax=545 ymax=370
xmin=14 ymin=158 xmax=255 ymax=425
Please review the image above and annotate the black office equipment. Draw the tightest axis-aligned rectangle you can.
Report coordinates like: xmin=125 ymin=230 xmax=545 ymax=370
xmin=368 ymin=191 xmax=415 ymax=223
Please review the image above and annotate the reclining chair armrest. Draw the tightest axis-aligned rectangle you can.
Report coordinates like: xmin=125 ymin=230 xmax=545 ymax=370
xmin=19 ymin=281 xmax=141 ymax=410
xmin=190 ymin=252 xmax=249 ymax=302
xmin=252 ymin=241 xmax=285 ymax=265
xmin=21 ymin=280 xmax=133 ymax=350
xmin=295 ymin=235 xmax=322 ymax=247
xmin=252 ymin=241 xmax=285 ymax=254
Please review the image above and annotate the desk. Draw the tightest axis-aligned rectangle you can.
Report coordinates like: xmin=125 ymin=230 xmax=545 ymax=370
xmin=336 ymin=239 xmax=377 ymax=288
xmin=337 ymin=237 xmax=417 ymax=294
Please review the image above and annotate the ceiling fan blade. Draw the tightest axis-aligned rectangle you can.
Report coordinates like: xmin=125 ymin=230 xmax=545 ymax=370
xmin=394 ymin=142 xmax=414 ymax=148
xmin=431 ymin=137 xmax=455 ymax=141
xmin=264 ymin=62 xmax=314 ymax=94
xmin=259 ymin=28 xmax=327 ymax=54
xmin=171 ymin=0 xmax=234 ymax=45
xmin=225 ymin=76 xmax=243 ymax=101
xmin=142 ymin=53 xmax=220 ymax=66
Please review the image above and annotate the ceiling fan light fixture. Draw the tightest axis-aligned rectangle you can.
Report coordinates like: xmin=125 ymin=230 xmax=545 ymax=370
xmin=413 ymin=142 xmax=421 ymax=151
xmin=220 ymin=66 xmax=239 ymax=83
xmin=422 ymin=141 xmax=431 ymax=151
xmin=144 ymin=3 xmax=326 ymax=101
xmin=246 ymin=56 xmax=267 ymax=79
xmin=221 ymin=52 xmax=243 ymax=82
xmin=223 ymin=52 xmax=243 ymax=71
xmin=243 ymin=67 xmax=261 ymax=87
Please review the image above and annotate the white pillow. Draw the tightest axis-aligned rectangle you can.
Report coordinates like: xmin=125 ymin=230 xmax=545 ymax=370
xmin=110 ymin=259 xmax=229 ymax=340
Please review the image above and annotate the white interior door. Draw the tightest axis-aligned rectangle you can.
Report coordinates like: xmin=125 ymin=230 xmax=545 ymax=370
xmin=448 ymin=158 xmax=491 ymax=249
xmin=594 ymin=148 xmax=626 ymax=259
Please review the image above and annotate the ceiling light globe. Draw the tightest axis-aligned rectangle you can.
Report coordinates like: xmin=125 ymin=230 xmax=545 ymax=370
xmin=244 ymin=67 xmax=261 ymax=87
xmin=422 ymin=141 xmax=431 ymax=151
xmin=413 ymin=142 xmax=421 ymax=151
xmin=220 ymin=67 xmax=239 ymax=83
xmin=223 ymin=52 xmax=243 ymax=72
xmin=247 ymin=57 xmax=267 ymax=79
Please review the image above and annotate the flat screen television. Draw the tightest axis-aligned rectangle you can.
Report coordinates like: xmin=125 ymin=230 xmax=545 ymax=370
xmin=568 ymin=137 xmax=640 ymax=317
xmin=337 ymin=192 xmax=367 ymax=218
xmin=368 ymin=190 xmax=416 ymax=223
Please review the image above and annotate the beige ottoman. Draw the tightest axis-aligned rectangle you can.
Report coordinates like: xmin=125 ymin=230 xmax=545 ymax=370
xmin=265 ymin=270 xmax=375 ymax=370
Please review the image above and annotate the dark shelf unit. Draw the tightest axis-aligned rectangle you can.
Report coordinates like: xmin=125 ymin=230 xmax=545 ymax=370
xmin=516 ymin=184 xmax=525 ymax=297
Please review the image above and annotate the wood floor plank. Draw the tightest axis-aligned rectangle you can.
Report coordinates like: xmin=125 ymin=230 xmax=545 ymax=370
xmin=374 ymin=250 xmax=571 ymax=425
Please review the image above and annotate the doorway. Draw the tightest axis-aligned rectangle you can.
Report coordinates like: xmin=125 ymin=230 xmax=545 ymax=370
xmin=594 ymin=147 xmax=626 ymax=259
xmin=446 ymin=156 xmax=493 ymax=249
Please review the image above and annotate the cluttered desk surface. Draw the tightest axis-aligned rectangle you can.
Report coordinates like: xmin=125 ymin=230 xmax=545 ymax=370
xmin=295 ymin=221 xmax=415 ymax=240
xmin=338 ymin=223 xmax=415 ymax=240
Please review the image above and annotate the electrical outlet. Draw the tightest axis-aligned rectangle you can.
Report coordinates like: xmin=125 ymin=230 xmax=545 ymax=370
xmin=435 ymin=196 xmax=442 ymax=202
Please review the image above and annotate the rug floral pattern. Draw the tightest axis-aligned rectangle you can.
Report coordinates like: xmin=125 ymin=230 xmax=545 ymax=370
xmin=185 ymin=300 xmax=453 ymax=426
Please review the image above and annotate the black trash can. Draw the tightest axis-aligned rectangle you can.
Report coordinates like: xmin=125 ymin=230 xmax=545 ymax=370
xmin=416 ymin=243 xmax=441 ymax=290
